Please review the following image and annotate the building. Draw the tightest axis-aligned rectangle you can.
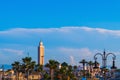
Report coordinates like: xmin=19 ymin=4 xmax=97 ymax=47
xmin=38 ymin=41 xmax=44 ymax=65
xmin=28 ymin=72 xmax=42 ymax=80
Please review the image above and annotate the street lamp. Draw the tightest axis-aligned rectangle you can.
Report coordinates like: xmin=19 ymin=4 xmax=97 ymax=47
xmin=111 ymin=57 xmax=117 ymax=69
xmin=94 ymin=50 xmax=116 ymax=69
xmin=94 ymin=57 xmax=99 ymax=69
xmin=93 ymin=50 xmax=117 ymax=80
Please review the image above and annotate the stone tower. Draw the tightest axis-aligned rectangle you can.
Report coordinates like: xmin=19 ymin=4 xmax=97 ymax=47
xmin=38 ymin=41 xmax=44 ymax=65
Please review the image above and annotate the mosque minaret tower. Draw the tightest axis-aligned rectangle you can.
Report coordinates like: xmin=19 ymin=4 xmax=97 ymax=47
xmin=38 ymin=41 xmax=44 ymax=65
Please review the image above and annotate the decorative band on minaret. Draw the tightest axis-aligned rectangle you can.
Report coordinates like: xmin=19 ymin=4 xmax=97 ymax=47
xmin=38 ymin=41 xmax=44 ymax=65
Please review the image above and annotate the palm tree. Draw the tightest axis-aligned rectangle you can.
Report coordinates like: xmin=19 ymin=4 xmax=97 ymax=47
xmin=73 ymin=65 xmax=77 ymax=71
xmin=61 ymin=62 xmax=68 ymax=67
xmin=86 ymin=61 xmax=94 ymax=78
xmin=22 ymin=57 xmax=32 ymax=65
xmin=29 ymin=61 xmax=36 ymax=73
xmin=73 ymin=65 xmax=77 ymax=78
xmin=87 ymin=61 xmax=94 ymax=72
xmin=59 ymin=63 xmax=68 ymax=80
xmin=22 ymin=57 xmax=31 ymax=79
xmin=35 ymin=64 xmax=44 ymax=79
xmin=67 ymin=65 xmax=74 ymax=79
xmin=22 ymin=57 xmax=36 ymax=80
xmin=35 ymin=64 xmax=43 ymax=72
xmin=12 ymin=61 xmax=21 ymax=80
xmin=68 ymin=65 xmax=72 ymax=71
xmin=79 ymin=59 xmax=87 ymax=70
xmin=45 ymin=59 xmax=59 ymax=80
xmin=58 ymin=62 xmax=68 ymax=80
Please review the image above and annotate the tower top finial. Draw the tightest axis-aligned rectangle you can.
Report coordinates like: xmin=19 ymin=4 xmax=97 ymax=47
xmin=103 ymin=49 xmax=106 ymax=54
xmin=39 ymin=40 xmax=43 ymax=46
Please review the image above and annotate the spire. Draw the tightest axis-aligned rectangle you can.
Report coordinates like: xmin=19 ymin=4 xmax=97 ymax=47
xmin=103 ymin=49 xmax=106 ymax=55
xmin=27 ymin=52 xmax=29 ymax=57
xmin=39 ymin=40 xmax=43 ymax=46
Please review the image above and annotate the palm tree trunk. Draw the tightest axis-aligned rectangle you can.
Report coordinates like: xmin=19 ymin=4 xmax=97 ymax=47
xmin=51 ymin=69 xmax=54 ymax=80
xmin=27 ymin=70 xmax=29 ymax=80
xmin=83 ymin=63 xmax=85 ymax=70
xmin=16 ymin=72 xmax=19 ymax=80
xmin=18 ymin=72 xmax=19 ymax=80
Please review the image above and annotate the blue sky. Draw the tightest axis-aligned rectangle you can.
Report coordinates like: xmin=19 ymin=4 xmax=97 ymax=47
xmin=0 ymin=0 xmax=120 ymax=68
xmin=1 ymin=0 xmax=120 ymax=30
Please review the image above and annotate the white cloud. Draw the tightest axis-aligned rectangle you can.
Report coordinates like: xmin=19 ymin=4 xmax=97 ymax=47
xmin=1 ymin=26 xmax=120 ymax=37
xmin=70 ymin=56 xmax=75 ymax=65
xmin=81 ymin=27 xmax=120 ymax=36
xmin=58 ymin=47 xmax=92 ymax=57
xmin=80 ymin=27 xmax=94 ymax=31
xmin=44 ymin=47 xmax=94 ymax=65
xmin=0 ymin=48 xmax=24 ymax=55
xmin=0 ymin=48 xmax=24 ymax=64
xmin=0 ymin=26 xmax=120 ymax=67
xmin=0 ymin=27 xmax=72 ymax=35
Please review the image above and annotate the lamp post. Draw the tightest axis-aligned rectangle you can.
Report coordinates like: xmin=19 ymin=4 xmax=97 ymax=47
xmin=93 ymin=50 xmax=117 ymax=80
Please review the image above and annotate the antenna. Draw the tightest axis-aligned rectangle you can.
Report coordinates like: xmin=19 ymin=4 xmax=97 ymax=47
xmin=27 ymin=52 xmax=29 ymax=57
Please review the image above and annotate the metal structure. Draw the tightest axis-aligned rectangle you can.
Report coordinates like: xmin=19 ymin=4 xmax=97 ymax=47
xmin=94 ymin=50 xmax=117 ymax=69
xmin=93 ymin=50 xmax=117 ymax=80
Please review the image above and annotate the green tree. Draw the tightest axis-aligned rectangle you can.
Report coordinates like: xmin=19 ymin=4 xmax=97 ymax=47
xmin=73 ymin=65 xmax=77 ymax=71
xmin=12 ymin=61 xmax=21 ymax=80
xmin=22 ymin=57 xmax=36 ymax=80
xmin=73 ymin=65 xmax=77 ymax=78
xmin=60 ymin=64 xmax=75 ymax=80
xmin=58 ymin=62 xmax=68 ymax=79
xmin=67 ymin=65 xmax=75 ymax=79
xmin=35 ymin=64 xmax=43 ymax=72
xmin=87 ymin=61 xmax=94 ymax=72
xmin=45 ymin=59 xmax=59 ymax=80
xmin=61 ymin=62 xmax=68 ymax=67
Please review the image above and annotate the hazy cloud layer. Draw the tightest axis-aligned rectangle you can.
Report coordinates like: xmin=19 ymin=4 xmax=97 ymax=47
xmin=1 ymin=27 xmax=120 ymax=36
xmin=0 ymin=48 xmax=24 ymax=64
xmin=0 ymin=48 xmax=23 ymax=55
xmin=0 ymin=26 xmax=120 ymax=67
xmin=45 ymin=47 xmax=94 ymax=65
xmin=81 ymin=27 xmax=120 ymax=36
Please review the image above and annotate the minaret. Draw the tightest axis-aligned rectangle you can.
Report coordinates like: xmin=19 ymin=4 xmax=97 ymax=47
xmin=38 ymin=41 xmax=44 ymax=65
